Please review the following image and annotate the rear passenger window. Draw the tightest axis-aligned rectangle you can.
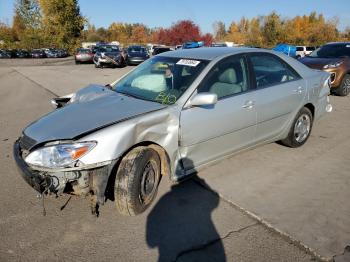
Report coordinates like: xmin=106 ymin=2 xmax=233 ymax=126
xmin=250 ymin=54 xmax=300 ymax=88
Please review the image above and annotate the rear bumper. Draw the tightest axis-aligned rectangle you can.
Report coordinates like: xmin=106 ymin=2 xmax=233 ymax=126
xmin=128 ymin=58 xmax=147 ymax=65
xmin=13 ymin=140 xmax=45 ymax=193
xmin=76 ymin=56 xmax=93 ymax=62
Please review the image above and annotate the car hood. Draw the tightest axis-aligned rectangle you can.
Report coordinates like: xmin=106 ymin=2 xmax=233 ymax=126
xmin=300 ymin=57 xmax=345 ymax=70
xmin=98 ymin=52 xmax=120 ymax=57
xmin=23 ymin=85 xmax=166 ymax=148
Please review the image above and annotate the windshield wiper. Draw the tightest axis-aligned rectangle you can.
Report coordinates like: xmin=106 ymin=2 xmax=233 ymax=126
xmin=116 ymin=90 xmax=158 ymax=103
xmin=116 ymin=90 xmax=142 ymax=99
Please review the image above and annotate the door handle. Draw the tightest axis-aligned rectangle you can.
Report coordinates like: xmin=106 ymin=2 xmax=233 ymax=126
xmin=242 ymin=100 xmax=255 ymax=109
xmin=293 ymin=86 xmax=304 ymax=94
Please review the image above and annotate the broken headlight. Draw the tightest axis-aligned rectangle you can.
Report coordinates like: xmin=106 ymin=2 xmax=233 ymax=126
xmin=25 ymin=142 xmax=97 ymax=168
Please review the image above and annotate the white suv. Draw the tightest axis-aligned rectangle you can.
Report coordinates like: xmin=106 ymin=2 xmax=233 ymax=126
xmin=296 ymin=46 xmax=316 ymax=58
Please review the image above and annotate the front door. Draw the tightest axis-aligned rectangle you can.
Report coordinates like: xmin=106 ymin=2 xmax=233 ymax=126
xmin=179 ymin=55 xmax=257 ymax=170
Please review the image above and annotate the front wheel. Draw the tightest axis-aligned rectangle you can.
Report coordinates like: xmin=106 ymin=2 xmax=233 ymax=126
xmin=335 ymin=74 xmax=350 ymax=96
xmin=115 ymin=147 xmax=161 ymax=216
xmin=280 ymin=107 xmax=313 ymax=148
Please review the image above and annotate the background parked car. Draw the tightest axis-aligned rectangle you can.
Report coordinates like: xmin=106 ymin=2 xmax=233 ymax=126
xmin=15 ymin=49 xmax=30 ymax=58
xmin=300 ymin=42 xmax=350 ymax=96
xmin=43 ymin=48 xmax=59 ymax=58
xmin=211 ymin=42 xmax=228 ymax=47
xmin=75 ymin=48 xmax=94 ymax=64
xmin=296 ymin=46 xmax=316 ymax=58
xmin=152 ymin=47 xmax=172 ymax=56
xmin=57 ymin=49 xmax=69 ymax=58
xmin=182 ymin=41 xmax=204 ymax=49
xmin=272 ymin=44 xmax=296 ymax=57
xmin=30 ymin=49 xmax=46 ymax=58
xmin=93 ymin=45 xmax=126 ymax=68
xmin=126 ymin=45 xmax=149 ymax=65
xmin=0 ymin=49 xmax=11 ymax=58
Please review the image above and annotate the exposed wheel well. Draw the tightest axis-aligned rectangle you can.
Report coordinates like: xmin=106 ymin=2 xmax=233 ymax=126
xmin=119 ymin=142 xmax=171 ymax=177
xmin=304 ymin=103 xmax=315 ymax=119
xmin=104 ymin=142 xmax=171 ymax=202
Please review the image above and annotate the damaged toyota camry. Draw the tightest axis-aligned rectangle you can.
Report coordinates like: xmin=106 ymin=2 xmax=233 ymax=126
xmin=14 ymin=48 xmax=332 ymax=216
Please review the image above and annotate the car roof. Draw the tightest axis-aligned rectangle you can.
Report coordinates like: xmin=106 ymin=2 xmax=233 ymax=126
xmin=325 ymin=42 xmax=350 ymax=46
xmin=158 ymin=47 xmax=262 ymax=60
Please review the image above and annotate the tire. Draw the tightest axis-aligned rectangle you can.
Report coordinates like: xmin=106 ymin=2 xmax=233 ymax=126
xmin=115 ymin=147 xmax=161 ymax=216
xmin=335 ymin=74 xmax=350 ymax=96
xmin=280 ymin=107 xmax=313 ymax=148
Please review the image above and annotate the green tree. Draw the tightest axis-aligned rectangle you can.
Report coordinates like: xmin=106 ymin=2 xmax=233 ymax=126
xmin=12 ymin=0 xmax=42 ymax=47
xmin=262 ymin=12 xmax=283 ymax=46
xmin=39 ymin=0 xmax=85 ymax=49
xmin=213 ymin=21 xmax=226 ymax=41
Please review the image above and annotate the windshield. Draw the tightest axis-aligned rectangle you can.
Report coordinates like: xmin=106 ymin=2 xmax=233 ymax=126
xmin=128 ymin=46 xmax=146 ymax=52
xmin=98 ymin=45 xmax=119 ymax=53
xmin=113 ymin=56 xmax=209 ymax=105
xmin=309 ymin=44 xmax=350 ymax=58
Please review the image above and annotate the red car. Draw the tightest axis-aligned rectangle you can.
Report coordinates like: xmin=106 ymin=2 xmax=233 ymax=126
xmin=75 ymin=48 xmax=94 ymax=64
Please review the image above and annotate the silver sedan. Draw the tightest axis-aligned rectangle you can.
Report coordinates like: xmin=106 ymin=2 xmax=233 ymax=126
xmin=14 ymin=48 xmax=332 ymax=216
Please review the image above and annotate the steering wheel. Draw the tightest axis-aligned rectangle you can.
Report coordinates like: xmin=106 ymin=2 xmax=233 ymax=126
xmin=256 ymin=75 xmax=269 ymax=87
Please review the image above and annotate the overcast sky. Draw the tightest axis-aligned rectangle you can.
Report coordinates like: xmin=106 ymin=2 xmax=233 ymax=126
xmin=1 ymin=0 xmax=349 ymax=33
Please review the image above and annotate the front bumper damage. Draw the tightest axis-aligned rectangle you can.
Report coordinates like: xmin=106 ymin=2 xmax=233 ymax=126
xmin=94 ymin=55 xmax=123 ymax=67
xmin=13 ymin=140 xmax=116 ymax=215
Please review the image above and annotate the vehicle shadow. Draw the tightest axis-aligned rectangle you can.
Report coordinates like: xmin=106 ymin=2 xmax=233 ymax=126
xmin=146 ymin=158 xmax=226 ymax=262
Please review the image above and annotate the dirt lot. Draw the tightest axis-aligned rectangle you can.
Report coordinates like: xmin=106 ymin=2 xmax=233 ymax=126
xmin=0 ymin=57 xmax=348 ymax=261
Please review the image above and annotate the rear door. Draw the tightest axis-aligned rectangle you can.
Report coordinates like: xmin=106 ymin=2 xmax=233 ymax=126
xmin=247 ymin=53 xmax=306 ymax=142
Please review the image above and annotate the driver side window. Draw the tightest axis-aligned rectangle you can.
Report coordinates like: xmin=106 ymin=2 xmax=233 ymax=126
xmin=197 ymin=56 xmax=249 ymax=99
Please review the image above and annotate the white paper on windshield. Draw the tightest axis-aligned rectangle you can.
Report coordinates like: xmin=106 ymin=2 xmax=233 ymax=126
xmin=346 ymin=45 xmax=350 ymax=48
xmin=176 ymin=59 xmax=200 ymax=67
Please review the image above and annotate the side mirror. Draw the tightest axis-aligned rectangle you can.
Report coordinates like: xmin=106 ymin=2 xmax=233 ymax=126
xmin=189 ymin=93 xmax=218 ymax=107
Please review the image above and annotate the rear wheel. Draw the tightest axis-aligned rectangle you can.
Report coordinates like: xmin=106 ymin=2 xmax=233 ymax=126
xmin=115 ymin=147 xmax=161 ymax=216
xmin=280 ymin=107 xmax=313 ymax=148
xmin=335 ymin=74 xmax=350 ymax=96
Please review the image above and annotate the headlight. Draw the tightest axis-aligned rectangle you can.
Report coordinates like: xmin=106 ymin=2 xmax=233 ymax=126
xmin=25 ymin=142 xmax=96 ymax=168
xmin=323 ymin=61 xmax=343 ymax=69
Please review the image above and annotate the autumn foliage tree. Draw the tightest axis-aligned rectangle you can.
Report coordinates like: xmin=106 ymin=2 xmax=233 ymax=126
xmin=151 ymin=20 xmax=213 ymax=46
xmin=219 ymin=12 xmax=343 ymax=47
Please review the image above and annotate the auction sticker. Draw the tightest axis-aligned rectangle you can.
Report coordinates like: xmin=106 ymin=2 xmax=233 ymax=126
xmin=176 ymin=59 xmax=200 ymax=67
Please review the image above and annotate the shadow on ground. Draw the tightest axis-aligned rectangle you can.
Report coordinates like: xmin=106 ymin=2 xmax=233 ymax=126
xmin=146 ymin=159 xmax=226 ymax=262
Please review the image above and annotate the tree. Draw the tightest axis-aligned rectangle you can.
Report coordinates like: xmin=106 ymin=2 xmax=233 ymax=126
xmin=12 ymin=0 xmax=42 ymax=47
xmin=213 ymin=21 xmax=226 ymax=41
xmin=39 ymin=0 xmax=85 ymax=49
xmin=168 ymin=20 xmax=201 ymax=45
xmin=108 ymin=23 xmax=130 ymax=43
xmin=262 ymin=12 xmax=283 ymax=46
xmin=0 ymin=23 xmax=16 ymax=47
xmin=130 ymin=25 xmax=149 ymax=44
xmin=246 ymin=17 xmax=263 ymax=47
